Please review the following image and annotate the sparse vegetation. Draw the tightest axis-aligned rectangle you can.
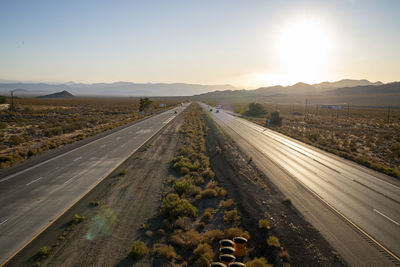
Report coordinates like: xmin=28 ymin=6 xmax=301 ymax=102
xmin=130 ymin=241 xmax=149 ymax=259
xmin=118 ymin=169 xmax=127 ymax=176
xmin=267 ymin=235 xmax=281 ymax=248
xmin=152 ymin=243 xmax=176 ymax=260
xmin=72 ymin=214 xmax=86 ymax=224
xmin=38 ymin=246 xmax=52 ymax=257
xmin=245 ymin=257 xmax=272 ymax=267
xmin=223 ymin=209 xmax=241 ymax=225
xmin=220 ymin=198 xmax=234 ymax=208
xmin=258 ymin=219 xmax=270 ymax=230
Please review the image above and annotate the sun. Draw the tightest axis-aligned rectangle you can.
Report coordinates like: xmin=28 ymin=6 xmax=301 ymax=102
xmin=276 ymin=19 xmax=333 ymax=83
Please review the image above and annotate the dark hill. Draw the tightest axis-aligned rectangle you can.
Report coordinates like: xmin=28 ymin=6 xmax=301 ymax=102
xmin=36 ymin=90 xmax=74 ymax=99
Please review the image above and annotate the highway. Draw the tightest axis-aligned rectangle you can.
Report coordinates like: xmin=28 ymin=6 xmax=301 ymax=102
xmin=0 ymin=105 xmax=186 ymax=265
xmin=205 ymin=105 xmax=400 ymax=266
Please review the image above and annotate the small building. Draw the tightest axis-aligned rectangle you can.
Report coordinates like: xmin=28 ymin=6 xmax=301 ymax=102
xmin=321 ymin=105 xmax=343 ymax=110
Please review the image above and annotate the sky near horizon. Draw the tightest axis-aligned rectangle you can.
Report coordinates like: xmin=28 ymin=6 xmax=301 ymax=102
xmin=0 ymin=0 xmax=399 ymax=89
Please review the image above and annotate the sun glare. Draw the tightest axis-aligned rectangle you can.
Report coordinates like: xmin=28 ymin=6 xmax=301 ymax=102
xmin=276 ymin=19 xmax=333 ymax=84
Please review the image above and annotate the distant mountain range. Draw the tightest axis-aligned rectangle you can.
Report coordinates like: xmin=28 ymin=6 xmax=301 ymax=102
xmin=36 ymin=90 xmax=74 ymax=99
xmin=0 ymin=81 xmax=236 ymax=97
xmin=0 ymin=79 xmax=398 ymax=105
xmin=194 ymin=80 xmax=400 ymax=106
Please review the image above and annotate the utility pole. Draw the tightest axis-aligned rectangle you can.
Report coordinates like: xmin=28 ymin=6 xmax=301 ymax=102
xmin=10 ymin=90 xmax=15 ymax=111
xmin=315 ymin=104 xmax=318 ymax=116
xmin=347 ymin=103 xmax=350 ymax=117
xmin=388 ymin=105 xmax=391 ymax=123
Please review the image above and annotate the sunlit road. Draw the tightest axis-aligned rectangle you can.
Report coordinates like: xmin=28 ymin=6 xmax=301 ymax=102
xmin=205 ymin=105 xmax=400 ymax=266
xmin=0 ymin=105 xmax=186 ymax=265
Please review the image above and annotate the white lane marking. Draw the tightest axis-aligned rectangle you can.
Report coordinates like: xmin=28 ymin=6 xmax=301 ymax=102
xmin=121 ymin=144 xmax=126 ymax=148
xmin=116 ymin=136 xmax=121 ymax=140
xmin=100 ymin=144 xmax=106 ymax=148
xmin=64 ymin=174 xmax=80 ymax=185
xmin=373 ymin=209 xmax=400 ymax=225
xmin=0 ymin=219 xmax=8 ymax=225
xmin=26 ymin=177 xmax=42 ymax=186
xmin=73 ymin=156 xmax=82 ymax=162
xmin=163 ymin=116 xmax=175 ymax=124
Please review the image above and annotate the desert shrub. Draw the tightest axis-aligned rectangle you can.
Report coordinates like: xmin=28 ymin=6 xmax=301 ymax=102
xmin=223 ymin=209 xmax=241 ymax=225
xmin=216 ymin=187 xmax=227 ymax=197
xmin=72 ymin=214 xmax=86 ymax=224
xmin=201 ymin=188 xmax=218 ymax=198
xmin=91 ymin=201 xmax=100 ymax=207
xmin=267 ymin=235 xmax=281 ymax=248
xmin=152 ymin=243 xmax=176 ymax=260
xmin=172 ymin=156 xmax=194 ymax=175
xmin=202 ymin=208 xmax=214 ymax=221
xmin=246 ymin=257 xmax=272 ymax=267
xmin=220 ymin=199 xmax=234 ymax=208
xmin=118 ymin=169 xmax=127 ymax=176
xmin=194 ymin=175 xmax=205 ymax=185
xmin=280 ymin=250 xmax=290 ymax=261
xmin=258 ymin=219 xmax=270 ymax=229
xmin=282 ymin=197 xmax=292 ymax=205
xmin=161 ymin=193 xmax=198 ymax=218
xmin=9 ymin=135 xmax=24 ymax=146
xmin=193 ymin=243 xmax=215 ymax=265
xmin=224 ymin=227 xmax=250 ymax=240
xmin=244 ymin=103 xmax=267 ymax=117
xmin=169 ymin=229 xmax=202 ymax=248
xmin=201 ymin=169 xmax=215 ymax=179
xmin=173 ymin=180 xmax=200 ymax=196
xmin=130 ymin=241 xmax=148 ymax=259
xmin=38 ymin=246 xmax=51 ymax=257
xmin=203 ymin=230 xmax=224 ymax=244
xmin=175 ymin=216 xmax=190 ymax=230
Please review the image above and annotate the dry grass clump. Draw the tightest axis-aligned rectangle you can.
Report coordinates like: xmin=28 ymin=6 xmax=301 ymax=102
xmin=152 ymin=243 xmax=176 ymax=260
xmin=161 ymin=193 xmax=198 ymax=219
xmin=202 ymin=208 xmax=214 ymax=221
xmin=267 ymin=235 xmax=281 ymax=248
xmin=193 ymin=243 xmax=215 ymax=266
xmin=203 ymin=230 xmax=224 ymax=244
xmin=245 ymin=257 xmax=272 ymax=267
xmin=130 ymin=241 xmax=148 ymax=259
xmin=224 ymin=227 xmax=250 ymax=240
xmin=223 ymin=209 xmax=241 ymax=225
xmin=280 ymin=250 xmax=290 ymax=261
xmin=169 ymin=229 xmax=202 ymax=248
xmin=38 ymin=246 xmax=52 ymax=257
xmin=201 ymin=188 xmax=218 ymax=198
xmin=72 ymin=214 xmax=86 ymax=224
xmin=220 ymin=199 xmax=234 ymax=208
xmin=258 ymin=219 xmax=270 ymax=230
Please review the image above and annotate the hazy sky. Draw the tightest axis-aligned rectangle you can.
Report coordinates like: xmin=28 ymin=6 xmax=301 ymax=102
xmin=1 ymin=0 xmax=399 ymax=88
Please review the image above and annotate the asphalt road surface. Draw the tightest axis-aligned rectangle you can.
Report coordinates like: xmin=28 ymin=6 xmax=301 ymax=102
xmin=204 ymin=104 xmax=400 ymax=266
xmin=0 ymin=105 xmax=186 ymax=265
